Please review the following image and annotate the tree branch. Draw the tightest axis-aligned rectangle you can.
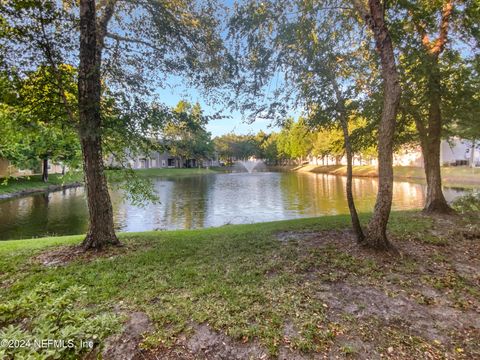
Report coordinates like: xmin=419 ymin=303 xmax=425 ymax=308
xmin=411 ymin=0 xmax=454 ymax=56
xmin=37 ymin=10 xmax=77 ymax=126
xmin=352 ymin=0 xmax=369 ymax=20
xmin=105 ymin=32 xmax=164 ymax=52
xmin=430 ymin=0 xmax=454 ymax=55
xmin=97 ymin=0 xmax=117 ymax=51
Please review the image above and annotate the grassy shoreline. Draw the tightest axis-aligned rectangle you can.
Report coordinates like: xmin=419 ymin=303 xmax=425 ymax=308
xmin=0 ymin=173 xmax=83 ymax=196
xmin=0 ymin=168 xmax=220 ymax=198
xmin=295 ymin=164 xmax=480 ymax=187
xmin=1 ymin=212 xmax=479 ymax=359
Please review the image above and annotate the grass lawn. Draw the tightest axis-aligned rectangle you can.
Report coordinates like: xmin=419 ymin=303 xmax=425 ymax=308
xmin=1 ymin=212 xmax=479 ymax=359
xmin=298 ymin=165 xmax=480 ymax=187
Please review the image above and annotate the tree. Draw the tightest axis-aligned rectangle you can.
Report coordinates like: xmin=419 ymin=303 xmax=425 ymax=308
xmin=229 ymin=0 xmax=367 ymax=239
xmin=230 ymin=0 xmax=401 ymax=247
xmin=352 ymin=0 xmax=401 ymax=249
xmin=163 ymin=101 xmax=214 ymax=167
xmin=259 ymin=132 xmax=279 ymax=165
xmin=310 ymin=127 xmax=345 ymax=165
xmin=287 ymin=119 xmax=315 ymax=164
xmin=75 ymin=0 xmax=120 ymax=248
xmin=0 ymin=68 xmax=80 ymax=181
xmin=213 ymin=133 xmax=262 ymax=162
xmin=396 ymin=1 xmax=452 ymax=213
xmin=447 ymin=57 xmax=480 ymax=167
xmin=394 ymin=0 xmax=479 ymax=213
xmin=1 ymin=0 xmax=230 ymax=249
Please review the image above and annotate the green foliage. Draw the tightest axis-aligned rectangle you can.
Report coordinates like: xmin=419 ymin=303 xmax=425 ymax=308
xmin=311 ymin=127 xmax=344 ymax=160
xmin=213 ymin=133 xmax=262 ymax=161
xmin=446 ymin=57 xmax=480 ymax=141
xmin=0 ymin=283 xmax=120 ymax=359
xmin=162 ymin=101 xmax=215 ymax=164
xmin=452 ymin=191 xmax=480 ymax=213
xmin=392 ymin=0 xmax=479 ymax=146
xmin=0 ymin=67 xmax=81 ymax=174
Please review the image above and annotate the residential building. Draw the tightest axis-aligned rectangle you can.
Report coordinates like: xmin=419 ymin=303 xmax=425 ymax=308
xmin=305 ymin=138 xmax=478 ymax=168
xmin=126 ymin=150 xmax=219 ymax=170
xmin=392 ymin=139 xmax=479 ymax=167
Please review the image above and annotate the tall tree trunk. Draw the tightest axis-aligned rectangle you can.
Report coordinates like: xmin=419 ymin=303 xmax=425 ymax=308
xmin=331 ymin=80 xmax=364 ymax=242
xmin=42 ymin=157 xmax=49 ymax=182
xmin=420 ymin=56 xmax=452 ymax=214
xmin=356 ymin=0 xmax=402 ymax=250
xmin=340 ymin=116 xmax=365 ymax=242
xmin=79 ymin=0 xmax=119 ymax=249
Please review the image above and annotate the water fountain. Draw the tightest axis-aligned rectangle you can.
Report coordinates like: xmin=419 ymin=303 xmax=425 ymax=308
xmin=237 ymin=159 xmax=266 ymax=173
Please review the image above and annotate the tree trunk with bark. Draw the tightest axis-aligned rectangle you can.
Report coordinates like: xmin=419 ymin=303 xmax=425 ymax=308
xmin=42 ymin=157 xmax=48 ymax=182
xmin=410 ymin=1 xmax=454 ymax=214
xmin=79 ymin=0 xmax=119 ymax=249
xmin=420 ymin=56 xmax=452 ymax=214
xmin=423 ymin=141 xmax=451 ymax=213
xmin=355 ymin=0 xmax=402 ymax=250
xmin=340 ymin=116 xmax=365 ymax=242
xmin=331 ymin=80 xmax=364 ymax=242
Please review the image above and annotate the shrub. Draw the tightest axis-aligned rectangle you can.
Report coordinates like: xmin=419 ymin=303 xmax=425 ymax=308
xmin=452 ymin=191 xmax=480 ymax=213
xmin=0 ymin=283 xmax=120 ymax=359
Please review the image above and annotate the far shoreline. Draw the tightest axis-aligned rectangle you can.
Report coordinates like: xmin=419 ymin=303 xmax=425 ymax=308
xmin=289 ymin=164 xmax=480 ymax=188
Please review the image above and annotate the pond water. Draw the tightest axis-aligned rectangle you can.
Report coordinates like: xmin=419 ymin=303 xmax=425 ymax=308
xmin=0 ymin=171 xmax=468 ymax=240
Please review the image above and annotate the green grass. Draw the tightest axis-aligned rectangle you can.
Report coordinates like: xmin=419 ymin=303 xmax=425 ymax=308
xmin=0 ymin=173 xmax=82 ymax=196
xmin=0 ymin=216 xmax=333 ymax=354
xmin=1 ymin=212 xmax=478 ymax=357
xmin=0 ymin=213 xmax=430 ymax=352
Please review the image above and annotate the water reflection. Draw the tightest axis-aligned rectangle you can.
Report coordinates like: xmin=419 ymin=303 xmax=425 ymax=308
xmin=0 ymin=172 xmax=469 ymax=240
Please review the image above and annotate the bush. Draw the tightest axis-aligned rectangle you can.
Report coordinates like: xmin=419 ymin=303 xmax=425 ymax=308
xmin=452 ymin=191 xmax=480 ymax=213
xmin=0 ymin=283 xmax=120 ymax=359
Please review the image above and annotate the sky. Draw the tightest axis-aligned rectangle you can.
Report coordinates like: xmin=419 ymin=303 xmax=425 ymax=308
xmin=155 ymin=82 xmax=279 ymax=138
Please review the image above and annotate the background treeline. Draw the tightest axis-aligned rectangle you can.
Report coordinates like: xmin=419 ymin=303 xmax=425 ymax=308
xmin=214 ymin=117 xmax=383 ymax=166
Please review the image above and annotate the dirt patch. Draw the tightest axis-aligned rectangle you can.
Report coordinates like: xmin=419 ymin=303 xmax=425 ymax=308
xmin=135 ymin=323 xmax=269 ymax=360
xmin=102 ymin=312 xmax=154 ymax=360
xmin=317 ymin=282 xmax=479 ymax=344
xmin=186 ymin=323 xmax=268 ymax=359
xmin=273 ymin=215 xmax=480 ymax=358
xmin=276 ymin=231 xmax=318 ymax=243
xmin=32 ymin=243 xmax=142 ymax=267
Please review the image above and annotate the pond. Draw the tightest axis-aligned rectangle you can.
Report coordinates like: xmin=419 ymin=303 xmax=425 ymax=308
xmin=0 ymin=171 xmax=468 ymax=240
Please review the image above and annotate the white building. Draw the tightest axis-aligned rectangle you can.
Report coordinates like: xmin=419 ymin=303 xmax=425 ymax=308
xmin=394 ymin=139 xmax=479 ymax=167
xmin=305 ymin=138 xmax=479 ymax=168
xmin=440 ymin=139 xmax=479 ymax=167
xmin=126 ymin=150 xmax=219 ymax=169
